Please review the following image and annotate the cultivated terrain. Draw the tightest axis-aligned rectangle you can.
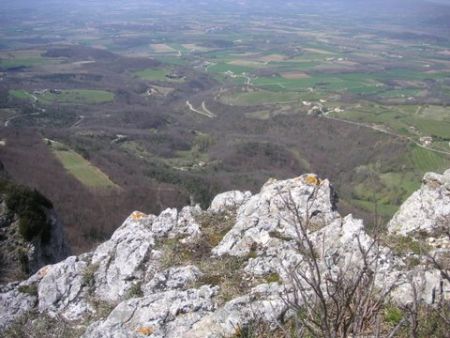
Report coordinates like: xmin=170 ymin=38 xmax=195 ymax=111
xmin=1 ymin=0 xmax=450 ymax=252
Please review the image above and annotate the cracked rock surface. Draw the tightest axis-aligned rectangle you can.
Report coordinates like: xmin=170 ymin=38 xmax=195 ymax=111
xmin=1 ymin=172 xmax=450 ymax=337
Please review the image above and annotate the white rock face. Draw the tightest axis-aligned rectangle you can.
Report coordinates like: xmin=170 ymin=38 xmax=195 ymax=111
xmin=37 ymin=255 xmax=93 ymax=321
xmin=185 ymin=283 xmax=286 ymax=338
xmin=388 ymin=170 xmax=450 ymax=236
xmin=1 ymin=171 xmax=450 ymax=336
xmin=144 ymin=265 xmax=203 ymax=294
xmin=209 ymin=190 xmax=252 ymax=213
xmin=92 ymin=212 xmax=156 ymax=302
xmin=213 ymin=175 xmax=338 ymax=257
xmin=0 ymin=283 xmax=37 ymax=331
xmin=152 ymin=206 xmax=202 ymax=242
xmin=84 ymin=286 xmax=217 ymax=338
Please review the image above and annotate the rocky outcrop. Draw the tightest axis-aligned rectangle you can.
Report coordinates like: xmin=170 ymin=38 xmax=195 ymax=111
xmin=208 ymin=190 xmax=252 ymax=213
xmin=388 ymin=169 xmax=450 ymax=237
xmin=212 ymin=175 xmax=338 ymax=258
xmin=0 ymin=172 xmax=449 ymax=336
xmin=85 ymin=286 xmax=218 ymax=338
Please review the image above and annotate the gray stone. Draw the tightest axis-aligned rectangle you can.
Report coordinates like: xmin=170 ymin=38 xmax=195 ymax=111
xmin=92 ymin=212 xmax=156 ymax=302
xmin=388 ymin=170 xmax=450 ymax=236
xmin=143 ymin=265 xmax=203 ymax=294
xmin=83 ymin=286 xmax=217 ymax=338
xmin=37 ymin=255 xmax=93 ymax=321
xmin=209 ymin=190 xmax=252 ymax=213
xmin=0 ymin=282 xmax=37 ymax=331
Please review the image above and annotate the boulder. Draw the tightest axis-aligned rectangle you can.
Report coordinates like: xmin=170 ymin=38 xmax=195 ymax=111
xmin=388 ymin=170 xmax=450 ymax=236
xmin=209 ymin=190 xmax=252 ymax=213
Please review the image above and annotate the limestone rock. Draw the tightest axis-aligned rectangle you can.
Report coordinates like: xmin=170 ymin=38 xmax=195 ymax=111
xmin=152 ymin=206 xmax=202 ymax=242
xmin=185 ymin=283 xmax=286 ymax=338
xmin=0 ymin=282 xmax=37 ymax=331
xmin=143 ymin=265 xmax=203 ymax=294
xmin=37 ymin=255 xmax=93 ymax=321
xmin=388 ymin=170 xmax=450 ymax=236
xmin=213 ymin=174 xmax=339 ymax=257
xmin=92 ymin=212 xmax=156 ymax=302
xmin=1 ymin=171 xmax=450 ymax=336
xmin=83 ymin=286 xmax=217 ymax=338
xmin=209 ymin=190 xmax=252 ymax=213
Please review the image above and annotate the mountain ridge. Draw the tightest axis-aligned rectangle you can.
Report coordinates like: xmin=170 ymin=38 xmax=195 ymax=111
xmin=1 ymin=171 xmax=449 ymax=337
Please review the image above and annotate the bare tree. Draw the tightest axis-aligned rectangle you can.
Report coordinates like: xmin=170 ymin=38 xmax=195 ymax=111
xmin=276 ymin=184 xmax=401 ymax=338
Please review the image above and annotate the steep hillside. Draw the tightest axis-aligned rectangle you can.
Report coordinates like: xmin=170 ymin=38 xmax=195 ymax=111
xmin=0 ymin=164 xmax=69 ymax=283
xmin=0 ymin=171 xmax=449 ymax=337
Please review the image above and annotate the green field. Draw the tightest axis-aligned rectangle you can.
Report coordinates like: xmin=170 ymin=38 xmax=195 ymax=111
xmin=332 ymin=102 xmax=450 ymax=141
xmin=350 ymin=145 xmax=450 ymax=220
xmin=9 ymin=89 xmax=33 ymax=100
xmin=39 ymin=90 xmax=114 ymax=104
xmin=377 ymin=88 xmax=422 ymax=98
xmin=219 ymin=89 xmax=300 ymax=106
xmin=408 ymin=145 xmax=450 ymax=172
xmin=10 ymin=89 xmax=114 ymax=104
xmin=0 ymin=57 xmax=45 ymax=69
xmin=47 ymin=140 xmax=119 ymax=189
xmin=207 ymin=62 xmax=257 ymax=74
xmin=252 ymin=73 xmax=379 ymax=93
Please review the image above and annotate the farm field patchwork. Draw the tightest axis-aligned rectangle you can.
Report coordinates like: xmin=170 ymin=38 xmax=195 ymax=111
xmin=1 ymin=0 xmax=450 ymax=252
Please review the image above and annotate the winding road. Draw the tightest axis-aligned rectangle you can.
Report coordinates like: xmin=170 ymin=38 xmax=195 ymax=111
xmin=186 ymin=101 xmax=215 ymax=118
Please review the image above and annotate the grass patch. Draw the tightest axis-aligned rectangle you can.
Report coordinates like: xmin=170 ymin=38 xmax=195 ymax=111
xmin=208 ymin=62 xmax=256 ymax=74
xmin=0 ymin=57 xmax=47 ymax=69
xmin=382 ymin=235 xmax=430 ymax=256
xmin=377 ymin=88 xmax=422 ymax=98
xmin=10 ymin=89 xmax=114 ymax=104
xmin=404 ymin=117 xmax=450 ymax=139
xmin=219 ymin=89 xmax=299 ymax=106
xmin=253 ymin=73 xmax=378 ymax=93
xmin=2 ymin=311 xmax=86 ymax=338
xmin=47 ymin=140 xmax=119 ymax=189
xmin=157 ymin=211 xmax=254 ymax=304
xmin=244 ymin=110 xmax=271 ymax=120
xmin=126 ymin=282 xmax=143 ymax=299
xmin=0 ymin=50 xmax=60 ymax=69
xmin=9 ymin=89 xmax=33 ymax=100
xmin=39 ymin=90 xmax=114 ymax=104
xmin=408 ymin=146 xmax=450 ymax=172
xmin=18 ymin=284 xmax=38 ymax=296
xmin=384 ymin=305 xmax=403 ymax=325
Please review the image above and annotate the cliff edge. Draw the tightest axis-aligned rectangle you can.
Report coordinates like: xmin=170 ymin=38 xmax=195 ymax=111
xmin=1 ymin=172 xmax=449 ymax=337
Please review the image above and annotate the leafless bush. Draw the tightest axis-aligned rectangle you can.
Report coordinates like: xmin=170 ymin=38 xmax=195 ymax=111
xmin=276 ymin=185 xmax=401 ymax=338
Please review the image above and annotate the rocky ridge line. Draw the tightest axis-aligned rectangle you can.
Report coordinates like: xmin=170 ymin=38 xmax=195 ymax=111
xmin=1 ymin=172 xmax=450 ymax=337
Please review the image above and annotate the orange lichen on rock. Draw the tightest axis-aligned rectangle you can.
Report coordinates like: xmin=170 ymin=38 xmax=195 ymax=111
xmin=304 ymin=174 xmax=321 ymax=186
xmin=37 ymin=265 xmax=50 ymax=278
xmin=136 ymin=326 xmax=154 ymax=336
xmin=131 ymin=211 xmax=147 ymax=221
